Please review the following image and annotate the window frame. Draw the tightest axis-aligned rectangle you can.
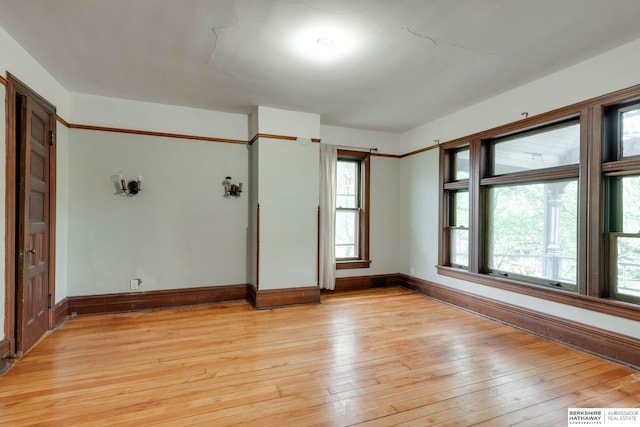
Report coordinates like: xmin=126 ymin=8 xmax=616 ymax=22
xmin=336 ymin=150 xmax=371 ymax=270
xmin=436 ymin=84 xmax=640 ymax=321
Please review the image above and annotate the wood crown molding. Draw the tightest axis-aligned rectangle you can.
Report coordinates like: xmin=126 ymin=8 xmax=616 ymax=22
xmin=399 ymin=274 xmax=640 ymax=369
xmin=55 ymin=117 xmax=248 ymax=145
xmin=249 ymin=133 xmax=321 ymax=145
xmin=0 ymin=74 xmax=7 ymax=86
xmin=67 ymin=284 xmax=248 ymax=316
xmin=248 ymin=285 xmax=320 ymax=309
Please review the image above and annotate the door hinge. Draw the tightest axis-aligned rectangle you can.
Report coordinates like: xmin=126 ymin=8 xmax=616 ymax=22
xmin=48 ymin=293 xmax=53 ymax=309
xmin=49 ymin=130 xmax=55 ymax=146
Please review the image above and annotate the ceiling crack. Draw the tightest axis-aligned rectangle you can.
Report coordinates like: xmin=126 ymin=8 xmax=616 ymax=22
xmin=209 ymin=0 xmax=240 ymax=62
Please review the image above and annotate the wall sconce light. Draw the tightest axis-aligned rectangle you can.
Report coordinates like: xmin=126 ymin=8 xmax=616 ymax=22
xmin=223 ymin=176 xmax=242 ymax=198
xmin=119 ymin=172 xmax=143 ymax=195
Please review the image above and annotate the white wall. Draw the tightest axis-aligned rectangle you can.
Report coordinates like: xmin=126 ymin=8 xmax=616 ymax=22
xmin=55 ymin=123 xmax=69 ymax=303
xmin=69 ymin=93 xmax=247 ymax=141
xmin=258 ymin=138 xmax=319 ymax=289
xmin=67 ymin=129 xmax=248 ymax=295
xmin=403 ymin=37 xmax=640 ymax=154
xmin=399 ymin=37 xmax=640 ymax=338
xmin=257 ymin=106 xmax=320 ymax=140
xmin=321 ymin=125 xmax=403 ymax=156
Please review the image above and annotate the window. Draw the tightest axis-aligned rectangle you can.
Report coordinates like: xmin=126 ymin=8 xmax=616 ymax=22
xmin=336 ymin=150 xmax=370 ymax=269
xmin=605 ymin=101 xmax=640 ymax=304
xmin=443 ymin=147 xmax=470 ymax=269
xmin=437 ymin=86 xmax=640 ymax=316
xmin=441 ymin=120 xmax=580 ymax=291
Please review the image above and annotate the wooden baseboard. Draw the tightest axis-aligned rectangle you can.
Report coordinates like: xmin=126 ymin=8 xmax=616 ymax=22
xmin=67 ymin=284 xmax=248 ymax=316
xmin=249 ymin=285 xmax=320 ymax=309
xmin=329 ymin=274 xmax=400 ymax=293
xmin=399 ymin=274 xmax=640 ymax=369
xmin=54 ymin=298 xmax=69 ymax=327
xmin=0 ymin=338 xmax=11 ymax=374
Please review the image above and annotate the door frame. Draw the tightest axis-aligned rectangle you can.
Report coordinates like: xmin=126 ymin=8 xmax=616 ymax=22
xmin=4 ymin=73 xmax=57 ymax=356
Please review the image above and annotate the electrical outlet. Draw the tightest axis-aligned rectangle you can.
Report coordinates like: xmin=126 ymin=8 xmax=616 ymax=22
xmin=130 ymin=278 xmax=142 ymax=290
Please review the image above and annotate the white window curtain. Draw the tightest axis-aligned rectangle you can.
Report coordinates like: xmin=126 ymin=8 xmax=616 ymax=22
xmin=319 ymin=143 xmax=337 ymax=290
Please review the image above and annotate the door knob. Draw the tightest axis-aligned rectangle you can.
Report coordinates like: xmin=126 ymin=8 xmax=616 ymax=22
xmin=26 ymin=248 xmax=37 ymax=255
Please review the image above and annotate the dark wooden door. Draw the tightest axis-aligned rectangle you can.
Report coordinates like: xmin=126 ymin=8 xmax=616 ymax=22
xmin=16 ymin=95 xmax=53 ymax=353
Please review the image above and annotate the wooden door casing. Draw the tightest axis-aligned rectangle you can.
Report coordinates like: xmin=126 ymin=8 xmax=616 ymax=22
xmin=5 ymin=74 xmax=56 ymax=357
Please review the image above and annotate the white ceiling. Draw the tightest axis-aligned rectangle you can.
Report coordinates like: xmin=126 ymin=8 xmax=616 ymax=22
xmin=2 ymin=0 xmax=640 ymax=133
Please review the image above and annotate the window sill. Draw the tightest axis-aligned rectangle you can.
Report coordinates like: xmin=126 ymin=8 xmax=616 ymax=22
xmin=336 ymin=260 xmax=372 ymax=270
xmin=436 ymin=265 xmax=640 ymax=322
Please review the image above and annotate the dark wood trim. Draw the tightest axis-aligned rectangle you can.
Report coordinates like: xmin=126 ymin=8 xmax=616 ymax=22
xmin=399 ymin=274 xmax=640 ymax=369
xmin=48 ymin=109 xmax=57 ymax=330
xmin=67 ymin=284 xmax=248 ymax=316
xmin=479 ymin=164 xmax=579 ymax=186
xmin=436 ymin=266 xmax=640 ymax=321
xmin=4 ymin=75 xmax=17 ymax=355
xmin=0 ymin=74 xmax=7 ymax=86
xmin=336 ymin=260 xmax=371 ymax=270
xmin=316 ymin=206 xmax=320 ymax=285
xmin=0 ymin=338 xmax=11 ymax=374
xmin=256 ymin=204 xmax=260 ymax=290
xmin=371 ymin=153 xmax=401 ymax=159
xmin=249 ymin=286 xmax=320 ymax=310
xmin=64 ymin=122 xmax=248 ymax=145
xmin=54 ymin=298 xmax=68 ymax=327
xmin=247 ymin=284 xmax=257 ymax=308
xmin=399 ymin=144 xmax=439 ymax=158
xmin=328 ymin=274 xmax=400 ymax=293
xmin=249 ymin=133 xmax=321 ymax=145
xmin=55 ymin=115 xmax=70 ymax=128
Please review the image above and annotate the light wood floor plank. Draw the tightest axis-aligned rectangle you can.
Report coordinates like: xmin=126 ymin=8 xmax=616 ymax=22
xmin=0 ymin=287 xmax=638 ymax=426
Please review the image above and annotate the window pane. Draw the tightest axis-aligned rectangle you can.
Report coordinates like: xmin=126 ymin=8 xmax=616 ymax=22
xmin=455 ymin=149 xmax=470 ymax=180
xmin=622 ymin=176 xmax=640 ymax=233
xmin=622 ymin=107 xmax=640 ymax=157
xmin=493 ymin=123 xmax=579 ymax=175
xmin=337 ymin=161 xmax=358 ymax=208
xmin=451 ymin=229 xmax=468 ymax=267
xmin=454 ymin=191 xmax=469 ymax=228
xmin=336 ymin=210 xmax=358 ymax=258
xmin=450 ymin=191 xmax=469 ymax=267
xmin=614 ymin=236 xmax=640 ymax=299
xmin=488 ymin=180 xmax=578 ymax=285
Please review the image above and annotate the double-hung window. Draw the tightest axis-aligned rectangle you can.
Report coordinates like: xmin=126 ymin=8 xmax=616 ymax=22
xmin=485 ymin=120 xmax=580 ymax=290
xmin=605 ymin=102 xmax=640 ymax=304
xmin=443 ymin=147 xmax=470 ymax=269
xmin=335 ymin=150 xmax=370 ymax=269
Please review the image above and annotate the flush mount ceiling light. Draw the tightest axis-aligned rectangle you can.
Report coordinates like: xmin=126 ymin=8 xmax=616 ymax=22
xmin=291 ymin=26 xmax=355 ymax=61
xmin=316 ymin=37 xmax=334 ymax=49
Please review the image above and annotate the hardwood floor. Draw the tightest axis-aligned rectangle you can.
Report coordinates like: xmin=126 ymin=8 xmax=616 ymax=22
xmin=0 ymin=287 xmax=638 ymax=426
